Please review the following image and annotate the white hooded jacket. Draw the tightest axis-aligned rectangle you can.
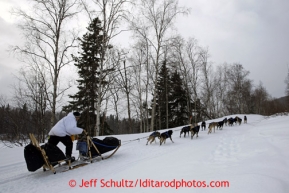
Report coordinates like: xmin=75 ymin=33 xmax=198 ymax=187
xmin=48 ymin=112 xmax=83 ymax=137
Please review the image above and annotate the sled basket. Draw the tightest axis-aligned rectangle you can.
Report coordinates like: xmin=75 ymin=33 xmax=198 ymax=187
xmin=76 ymin=135 xmax=121 ymax=162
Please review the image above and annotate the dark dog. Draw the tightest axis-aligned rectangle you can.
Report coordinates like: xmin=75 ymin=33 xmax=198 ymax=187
xmin=146 ymin=131 xmax=160 ymax=145
xmin=223 ymin=118 xmax=228 ymax=126
xmin=244 ymin=116 xmax=247 ymax=124
xmin=235 ymin=116 xmax=242 ymax=125
xmin=160 ymin=130 xmax=174 ymax=146
xmin=228 ymin=117 xmax=236 ymax=126
xmin=180 ymin=125 xmax=191 ymax=138
xmin=190 ymin=125 xmax=200 ymax=139
xmin=201 ymin=121 xmax=206 ymax=130
xmin=217 ymin=121 xmax=224 ymax=130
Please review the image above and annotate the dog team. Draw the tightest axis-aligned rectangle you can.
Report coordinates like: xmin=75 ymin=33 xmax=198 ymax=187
xmin=146 ymin=115 xmax=247 ymax=146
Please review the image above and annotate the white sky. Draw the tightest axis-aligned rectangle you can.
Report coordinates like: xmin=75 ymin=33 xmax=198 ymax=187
xmin=176 ymin=0 xmax=289 ymax=98
xmin=0 ymin=0 xmax=288 ymax=100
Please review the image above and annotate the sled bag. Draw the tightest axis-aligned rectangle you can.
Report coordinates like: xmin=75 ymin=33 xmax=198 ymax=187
xmin=76 ymin=137 xmax=120 ymax=157
xmin=103 ymin=137 xmax=120 ymax=146
xmin=91 ymin=137 xmax=120 ymax=156
xmin=41 ymin=143 xmax=66 ymax=164
xmin=24 ymin=143 xmax=44 ymax=172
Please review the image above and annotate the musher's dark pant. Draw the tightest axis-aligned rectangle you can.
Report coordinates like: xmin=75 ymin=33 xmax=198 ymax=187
xmin=48 ymin=135 xmax=73 ymax=157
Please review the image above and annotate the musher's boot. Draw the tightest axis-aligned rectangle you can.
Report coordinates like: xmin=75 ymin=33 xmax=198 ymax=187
xmin=66 ymin=156 xmax=76 ymax=164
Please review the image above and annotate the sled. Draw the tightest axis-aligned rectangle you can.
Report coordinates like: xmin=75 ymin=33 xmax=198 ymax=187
xmin=76 ymin=131 xmax=121 ymax=163
xmin=24 ymin=132 xmax=121 ymax=174
xmin=26 ymin=133 xmax=72 ymax=174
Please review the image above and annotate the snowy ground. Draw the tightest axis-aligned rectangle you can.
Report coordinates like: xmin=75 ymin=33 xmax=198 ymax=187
xmin=0 ymin=114 xmax=289 ymax=193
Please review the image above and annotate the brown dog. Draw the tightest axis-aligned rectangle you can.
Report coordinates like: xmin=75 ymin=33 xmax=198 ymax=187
xmin=190 ymin=125 xmax=200 ymax=139
xmin=160 ymin=130 xmax=174 ymax=146
xmin=208 ymin=122 xmax=218 ymax=134
xmin=146 ymin=131 xmax=161 ymax=145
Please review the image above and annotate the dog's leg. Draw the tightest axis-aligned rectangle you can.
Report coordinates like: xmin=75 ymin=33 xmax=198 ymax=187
xmin=147 ymin=136 xmax=152 ymax=145
xmin=170 ymin=137 xmax=174 ymax=143
xmin=150 ymin=137 xmax=155 ymax=144
xmin=146 ymin=138 xmax=149 ymax=145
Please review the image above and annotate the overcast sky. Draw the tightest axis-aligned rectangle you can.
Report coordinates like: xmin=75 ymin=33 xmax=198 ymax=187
xmin=0 ymin=0 xmax=288 ymax=102
xmin=177 ymin=0 xmax=289 ymax=99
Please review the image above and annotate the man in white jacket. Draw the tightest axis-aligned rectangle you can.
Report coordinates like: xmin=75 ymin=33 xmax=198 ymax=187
xmin=48 ymin=112 xmax=84 ymax=161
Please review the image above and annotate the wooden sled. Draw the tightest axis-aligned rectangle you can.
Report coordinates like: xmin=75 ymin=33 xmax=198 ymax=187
xmin=76 ymin=131 xmax=121 ymax=163
xmin=28 ymin=133 xmax=72 ymax=174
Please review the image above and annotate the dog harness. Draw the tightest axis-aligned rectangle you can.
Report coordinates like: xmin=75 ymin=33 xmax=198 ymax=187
xmin=164 ymin=132 xmax=169 ymax=137
xmin=150 ymin=131 xmax=158 ymax=137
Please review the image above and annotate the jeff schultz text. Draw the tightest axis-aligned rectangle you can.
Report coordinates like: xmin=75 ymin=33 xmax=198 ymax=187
xmin=74 ymin=178 xmax=230 ymax=189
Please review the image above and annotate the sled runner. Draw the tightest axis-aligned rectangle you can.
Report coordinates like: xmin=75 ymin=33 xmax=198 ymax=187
xmin=76 ymin=131 xmax=121 ymax=163
xmin=24 ymin=133 xmax=72 ymax=174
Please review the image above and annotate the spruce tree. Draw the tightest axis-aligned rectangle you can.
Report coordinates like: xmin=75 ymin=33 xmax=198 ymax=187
xmin=154 ymin=61 xmax=171 ymax=130
xmin=63 ymin=17 xmax=111 ymax=136
xmin=152 ymin=61 xmax=192 ymax=130
xmin=168 ymin=70 xmax=191 ymax=127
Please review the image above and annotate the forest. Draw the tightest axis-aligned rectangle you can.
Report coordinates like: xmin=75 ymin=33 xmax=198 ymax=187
xmin=1 ymin=0 xmax=289 ymax=146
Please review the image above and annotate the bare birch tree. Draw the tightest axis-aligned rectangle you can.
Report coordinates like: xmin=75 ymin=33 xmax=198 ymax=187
xmin=13 ymin=65 xmax=49 ymax=142
xmin=114 ymin=57 xmax=134 ymax=133
xmin=130 ymin=0 xmax=189 ymax=131
xmin=225 ymin=63 xmax=251 ymax=114
xmin=185 ymin=38 xmax=203 ymax=122
xmin=129 ymin=43 xmax=147 ymax=133
xmin=213 ymin=63 xmax=230 ymax=117
xmin=130 ymin=30 xmax=154 ymax=132
xmin=170 ymin=36 xmax=203 ymax=123
xmin=80 ymin=0 xmax=130 ymax=136
xmin=12 ymin=0 xmax=81 ymax=126
xmin=199 ymin=48 xmax=215 ymax=118
xmin=169 ymin=36 xmax=190 ymax=119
